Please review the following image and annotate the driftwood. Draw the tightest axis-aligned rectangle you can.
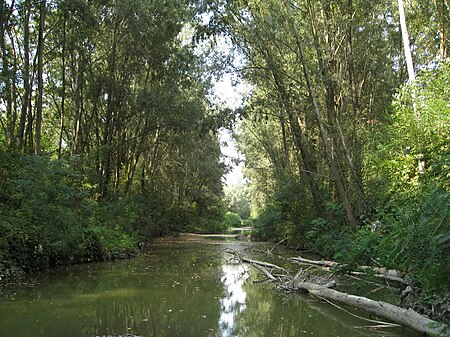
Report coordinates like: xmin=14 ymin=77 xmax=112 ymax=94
xmin=299 ymin=283 xmax=447 ymax=336
xmin=227 ymin=250 xmax=290 ymax=281
xmin=290 ymin=256 xmax=407 ymax=286
xmin=228 ymin=251 xmax=448 ymax=336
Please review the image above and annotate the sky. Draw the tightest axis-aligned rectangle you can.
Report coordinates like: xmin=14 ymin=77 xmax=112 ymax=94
xmin=187 ymin=17 xmax=249 ymax=187
xmin=212 ymin=73 xmax=248 ymax=186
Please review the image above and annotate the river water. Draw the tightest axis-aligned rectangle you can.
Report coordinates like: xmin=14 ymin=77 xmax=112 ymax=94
xmin=0 ymin=235 xmax=419 ymax=337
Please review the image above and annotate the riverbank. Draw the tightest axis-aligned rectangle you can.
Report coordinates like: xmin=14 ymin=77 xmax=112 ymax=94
xmin=0 ymin=149 xmax=228 ymax=286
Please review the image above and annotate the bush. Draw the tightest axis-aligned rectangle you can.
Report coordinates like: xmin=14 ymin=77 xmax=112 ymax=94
xmin=252 ymin=204 xmax=283 ymax=241
xmin=242 ymin=218 xmax=254 ymax=227
xmin=380 ymin=182 xmax=450 ymax=295
xmin=306 ymin=183 xmax=449 ymax=297
xmin=0 ymin=153 xmax=92 ymax=271
xmin=223 ymin=211 xmax=242 ymax=228
xmin=251 ymin=174 xmax=318 ymax=245
xmin=90 ymin=225 xmax=138 ymax=259
xmin=306 ymin=217 xmax=353 ymax=260
xmin=0 ymin=151 xmax=140 ymax=280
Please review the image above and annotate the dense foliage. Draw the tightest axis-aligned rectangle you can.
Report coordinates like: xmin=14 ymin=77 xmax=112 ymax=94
xmin=0 ymin=0 xmax=228 ymax=278
xmin=209 ymin=0 xmax=449 ymax=300
xmin=0 ymin=0 xmax=448 ymax=309
xmin=223 ymin=183 xmax=251 ymax=220
xmin=304 ymin=64 xmax=450 ymax=297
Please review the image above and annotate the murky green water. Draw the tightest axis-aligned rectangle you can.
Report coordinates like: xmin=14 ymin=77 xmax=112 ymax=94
xmin=0 ymin=236 xmax=419 ymax=337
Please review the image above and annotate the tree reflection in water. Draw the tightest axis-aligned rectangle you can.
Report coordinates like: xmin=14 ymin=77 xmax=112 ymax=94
xmin=218 ymin=263 xmax=249 ymax=337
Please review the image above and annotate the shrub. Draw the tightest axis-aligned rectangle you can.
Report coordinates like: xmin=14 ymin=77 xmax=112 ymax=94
xmin=0 ymin=151 xmax=141 ymax=279
xmin=252 ymin=204 xmax=283 ymax=241
xmin=380 ymin=182 xmax=450 ymax=295
xmin=223 ymin=211 xmax=242 ymax=228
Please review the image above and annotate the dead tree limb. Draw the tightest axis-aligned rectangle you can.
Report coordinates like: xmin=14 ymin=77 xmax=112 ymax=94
xmin=226 ymin=250 xmax=290 ymax=279
xmin=229 ymin=251 xmax=448 ymax=336
xmin=290 ymin=256 xmax=407 ymax=286
xmin=301 ymin=284 xmax=447 ymax=336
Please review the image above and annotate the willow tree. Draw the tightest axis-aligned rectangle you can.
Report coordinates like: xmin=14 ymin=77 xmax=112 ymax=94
xmin=0 ymin=0 xmax=228 ymax=234
xmin=216 ymin=0 xmax=402 ymax=235
xmin=0 ymin=0 xmax=16 ymax=147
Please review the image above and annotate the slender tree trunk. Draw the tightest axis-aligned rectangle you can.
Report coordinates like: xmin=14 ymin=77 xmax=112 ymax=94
xmin=1 ymin=0 xmax=15 ymax=147
xmin=311 ymin=1 xmax=360 ymax=210
xmin=280 ymin=0 xmax=358 ymax=227
xmin=345 ymin=0 xmax=365 ymax=214
xmin=301 ymin=45 xmax=356 ymax=225
xmin=114 ymin=128 xmax=127 ymax=192
xmin=433 ymin=0 xmax=449 ymax=60
xmin=442 ymin=0 xmax=449 ymax=59
xmin=58 ymin=13 xmax=67 ymax=159
xmin=70 ymin=50 xmax=82 ymax=156
xmin=125 ymin=144 xmax=141 ymax=195
xmin=292 ymin=116 xmax=326 ymax=218
xmin=279 ymin=116 xmax=289 ymax=170
xmin=10 ymin=39 xmax=18 ymax=149
xmin=148 ymin=125 xmax=162 ymax=178
xmin=398 ymin=0 xmax=425 ymax=175
xmin=398 ymin=0 xmax=415 ymax=83
xmin=35 ymin=0 xmax=46 ymax=155
xmin=140 ymin=166 xmax=146 ymax=193
xmin=0 ymin=0 xmax=4 ymax=40
xmin=272 ymin=72 xmax=326 ymax=218
xmin=17 ymin=0 xmax=32 ymax=151
xmin=100 ymin=22 xmax=119 ymax=196
xmin=301 ymin=53 xmax=357 ymax=227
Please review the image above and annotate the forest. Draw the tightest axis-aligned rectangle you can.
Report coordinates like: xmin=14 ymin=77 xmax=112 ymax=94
xmin=0 ymin=0 xmax=449 ymax=327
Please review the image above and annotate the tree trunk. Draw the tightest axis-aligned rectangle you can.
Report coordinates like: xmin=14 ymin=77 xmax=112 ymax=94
xmin=99 ymin=20 xmax=120 ymax=197
xmin=398 ymin=0 xmax=415 ymax=82
xmin=280 ymin=0 xmax=358 ymax=227
xmin=70 ymin=49 xmax=83 ymax=156
xmin=234 ymin=252 xmax=448 ymax=336
xmin=440 ymin=0 xmax=449 ymax=60
xmin=260 ymin=39 xmax=326 ymax=218
xmin=10 ymin=38 xmax=18 ymax=149
xmin=58 ymin=13 xmax=67 ymax=159
xmin=290 ymin=256 xmax=407 ymax=285
xmin=278 ymin=117 xmax=289 ymax=170
xmin=273 ymin=73 xmax=326 ymax=218
xmin=1 ymin=0 xmax=15 ymax=147
xmin=307 ymin=0 xmax=368 ymax=217
xmin=398 ymin=0 xmax=426 ymax=175
xmin=295 ymin=33 xmax=357 ymax=227
xmin=298 ymin=283 xmax=447 ymax=336
xmin=17 ymin=0 xmax=32 ymax=151
xmin=35 ymin=0 xmax=46 ymax=155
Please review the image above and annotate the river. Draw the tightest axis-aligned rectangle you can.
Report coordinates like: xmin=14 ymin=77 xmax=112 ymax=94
xmin=0 ymin=234 xmax=420 ymax=337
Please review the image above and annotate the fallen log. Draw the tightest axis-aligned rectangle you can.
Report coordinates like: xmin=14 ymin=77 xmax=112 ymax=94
xmin=295 ymin=282 xmax=448 ymax=336
xmin=232 ymin=252 xmax=448 ymax=336
xmin=240 ymin=256 xmax=289 ymax=275
xmin=290 ymin=256 xmax=337 ymax=268
xmin=226 ymin=250 xmax=290 ymax=280
xmin=290 ymin=256 xmax=407 ymax=286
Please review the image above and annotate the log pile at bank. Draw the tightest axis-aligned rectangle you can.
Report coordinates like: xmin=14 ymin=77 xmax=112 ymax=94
xmin=226 ymin=250 xmax=449 ymax=337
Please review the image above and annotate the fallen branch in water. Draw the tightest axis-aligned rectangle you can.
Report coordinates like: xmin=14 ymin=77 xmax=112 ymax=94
xmin=290 ymin=256 xmax=407 ymax=286
xmin=227 ymin=250 xmax=289 ymax=281
xmin=304 ymin=285 xmax=447 ymax=336
xmin=228 ymin=250 xmax=448 ymax=336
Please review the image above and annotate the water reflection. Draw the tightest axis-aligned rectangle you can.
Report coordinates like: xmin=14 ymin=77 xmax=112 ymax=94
xmin=0 ymin=240 xmax=421 ymax=337
xmin=218 ymin=263 xmax=249 ymax=337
